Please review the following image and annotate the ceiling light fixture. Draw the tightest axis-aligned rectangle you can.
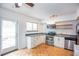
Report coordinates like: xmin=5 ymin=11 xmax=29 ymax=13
xmin=50 ymin=14 xmax=58 ymax=19
xmin=15 ymin=3 xmax=22 ymax=8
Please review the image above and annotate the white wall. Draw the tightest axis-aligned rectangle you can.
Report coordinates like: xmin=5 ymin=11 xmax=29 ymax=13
xmin=56 ymin=20 xmax=79 ymax=35
xmin=56 ymin=13 xmax=76 ymax=22
xmin=54 ymin=13 xmax=77 ymax=35
xmin=76 ymin=8 xmax=79 ymax=17
xmin=44 ymin=13 xmax=77 ymax=34
xmin=53 ymin=8 xmax=79 ymax=35
xmin=0 ymin=4 xmax=45 ymax=49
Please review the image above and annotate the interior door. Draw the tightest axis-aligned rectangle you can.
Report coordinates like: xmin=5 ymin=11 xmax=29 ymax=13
xmin=0 ymin=19 xmax=17 ymax=55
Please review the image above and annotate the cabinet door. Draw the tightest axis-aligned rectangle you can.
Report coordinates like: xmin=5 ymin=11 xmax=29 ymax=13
xmin=54 ymin=37 xmax=59 ymax=47
xmin=59 ymin=37 xmax=65 ymax=48
xmin=31 ymin=36 xmax=38 ymax=48
xmin=26 ymin=37 xmax=32 ymax=49
xmin=74 ymin=45 xmax=79 ymax=56
xmin=38 ymin=35 xmax=46 ymax=44
xmin=54 ymin=36 xmax=65 ymax=48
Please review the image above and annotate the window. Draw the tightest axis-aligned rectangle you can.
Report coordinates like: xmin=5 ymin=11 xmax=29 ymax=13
xmin=32 ymin=23 xmax=37 ymax=31
xmin=26 ymin=22 xmax=38 ymax=31
xmin=26 ymin=22 xmax=32 ymax=31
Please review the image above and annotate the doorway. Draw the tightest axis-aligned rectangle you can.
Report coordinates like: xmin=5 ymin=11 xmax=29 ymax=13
xmin=0 ymin=18 xmax=18 ymax=55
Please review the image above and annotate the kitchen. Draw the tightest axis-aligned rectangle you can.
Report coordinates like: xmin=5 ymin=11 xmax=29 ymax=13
xmin=0 ymin=3 xmax=79 ymax=56
xmin=46 ymin=20 xmax=78 ymax=49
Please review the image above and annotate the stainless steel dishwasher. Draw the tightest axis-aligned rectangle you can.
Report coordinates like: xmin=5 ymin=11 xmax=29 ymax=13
xmin=64 ymin=37 xmax=76 ymax=50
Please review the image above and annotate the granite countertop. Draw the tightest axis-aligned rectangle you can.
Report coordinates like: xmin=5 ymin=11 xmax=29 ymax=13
xmin=25 ymin=32 xmax=47 ymax=36
xmin=55 ymin=34 xmax=77 ymax=38
xmin=25 ymin=32 xmax=77 ymax=39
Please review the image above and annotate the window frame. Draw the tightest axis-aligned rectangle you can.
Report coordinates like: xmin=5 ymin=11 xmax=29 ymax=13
xmin=26 ymin=22 xmax=38 ymax=32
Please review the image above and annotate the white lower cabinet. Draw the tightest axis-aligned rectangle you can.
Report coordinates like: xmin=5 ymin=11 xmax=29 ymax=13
xmin=54 ymin=36 xmax=65 ymax=48
xmin=26 ymin=35 xmax=45 ymax=49
xmin=26 ymin=36 xmax=38 ymax=49
xmin=74 ymin=45 xmax=79 ymax=56
xmin=31 ymin=36 xmax=38 ymax=48
xmin=59 ymin=37 xmax=65 ymax=48
xmin=26 ymin=37 xmax=32 ymax=49
xmin=54 ymin=37 xmax=59 ymax=47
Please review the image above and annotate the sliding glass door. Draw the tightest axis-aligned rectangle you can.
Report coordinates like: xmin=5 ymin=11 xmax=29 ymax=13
xmin=0 ymin=19 xmax=17 ymax=55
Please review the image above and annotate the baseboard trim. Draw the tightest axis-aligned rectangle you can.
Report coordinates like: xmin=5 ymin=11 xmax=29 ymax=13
xmin=1 ymin=49 xmax=18 ymax=56
xmin=64 ymin=48 xmax=73 ymax=51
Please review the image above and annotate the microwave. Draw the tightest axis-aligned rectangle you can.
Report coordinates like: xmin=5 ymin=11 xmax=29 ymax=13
xmin=47 ymin=24 xmax=56 ymax=29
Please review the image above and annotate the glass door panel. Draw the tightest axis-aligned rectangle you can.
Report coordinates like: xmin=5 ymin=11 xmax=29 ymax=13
xmin=1 ymin=20 xmax=17 ymax=54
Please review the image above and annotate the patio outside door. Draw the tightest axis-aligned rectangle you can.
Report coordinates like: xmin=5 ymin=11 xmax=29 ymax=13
xmin=0 ymin=19 xmax=17 ymax=55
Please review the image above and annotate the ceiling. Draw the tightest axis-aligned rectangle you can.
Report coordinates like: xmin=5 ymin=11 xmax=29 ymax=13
xmin=0 ymin=3 xmax=79 ymax=20
xmin=33 ymin=3 xmax=79 ymax=18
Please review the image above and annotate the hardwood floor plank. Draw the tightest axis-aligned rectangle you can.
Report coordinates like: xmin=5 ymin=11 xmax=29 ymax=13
xmin=5 ymin=44 xmax=73 ymax=56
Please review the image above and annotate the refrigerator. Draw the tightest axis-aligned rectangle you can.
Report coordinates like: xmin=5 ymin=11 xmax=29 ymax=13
xmin=76 ymin=23 xmax=79 ymax=45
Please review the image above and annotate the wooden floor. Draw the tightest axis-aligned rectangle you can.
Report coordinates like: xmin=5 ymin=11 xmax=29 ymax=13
xmin=5 ymin=44 xmax=73 ymax=56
